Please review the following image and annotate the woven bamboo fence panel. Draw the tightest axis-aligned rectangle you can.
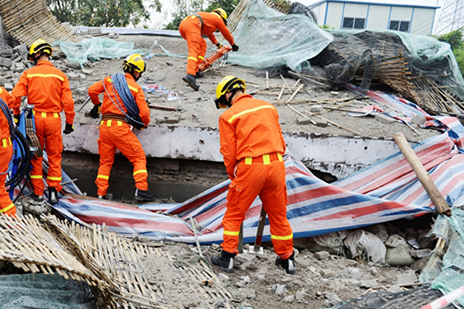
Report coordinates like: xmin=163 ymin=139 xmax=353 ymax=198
xmin=0 ymin=0 xmax=79 ymax=45
xmin=0 ymin=213 xmax=233 ymax=308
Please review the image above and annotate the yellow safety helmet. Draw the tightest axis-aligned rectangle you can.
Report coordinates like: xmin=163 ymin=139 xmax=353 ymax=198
xmin=123 ymin=53 xmax=146 ymax=73
xmin=28 ymin=39 xmax=53 ymax=60
xmin=213 ymin=8 xmax=228 ymax=21
xmin=214 ymin=75 xmax=246 ymax=109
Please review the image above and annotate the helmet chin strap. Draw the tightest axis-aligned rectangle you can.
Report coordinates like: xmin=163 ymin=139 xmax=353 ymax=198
xmin=226 ymin=89 xmax=240 ymax=107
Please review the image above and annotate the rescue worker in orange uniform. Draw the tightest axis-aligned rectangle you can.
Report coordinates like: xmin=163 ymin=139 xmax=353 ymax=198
xmin=88 ymin=54 xmax=155 ymax=202
xmin=12 ymin=39 xmax=75 ymax=205
xmin=210 ymin=76 xmax=295 ymax=274
xmin=179 ymin=8 xmax=239 ymax=91
xmin=0 ymin=87 xmax=17 ymax=216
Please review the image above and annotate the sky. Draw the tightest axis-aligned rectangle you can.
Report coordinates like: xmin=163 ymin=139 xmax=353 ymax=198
xmin=148 ymin=0 xmax=445 ymax=29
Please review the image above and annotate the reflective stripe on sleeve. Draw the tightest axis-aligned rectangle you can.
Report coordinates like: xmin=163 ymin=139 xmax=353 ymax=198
xmin=0 ymin=203 xmax=15 ymax=213
xmin=97 ymin=175 xmax=109 ymax=179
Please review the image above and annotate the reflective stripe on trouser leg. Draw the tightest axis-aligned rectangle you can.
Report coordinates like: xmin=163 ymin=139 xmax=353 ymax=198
xmin=195 ymin=38 xmax=207 ymax=73
xmin=221 ymin=162 xmax=266 ymax=254
xmin=0 ymin=144 xmax=15 ymax=216
xmin=260 ymin=160 xmax=294 ymax=259
xmin=96 ymin=125 xmax=117 ymax=197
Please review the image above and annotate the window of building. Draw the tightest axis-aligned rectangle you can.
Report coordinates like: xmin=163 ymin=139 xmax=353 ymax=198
xmin=342 ymin=17 xmax=365 ymax=29
xmin=389 ymin=20 xmax=410 ymax=32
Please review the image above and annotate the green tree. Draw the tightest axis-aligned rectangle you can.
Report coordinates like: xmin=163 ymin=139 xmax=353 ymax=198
xmin=164 ymin=0 xmax=205 ymax=30
xmin=435 ymin=29 xmax=463 ymax=51
xmin=435 ymin=29 xmax=464 ymax=77
xmin=47 ymin=0 xmax=162 ymax=27
xmin=204 ymin=0 xmax=240 ymax=15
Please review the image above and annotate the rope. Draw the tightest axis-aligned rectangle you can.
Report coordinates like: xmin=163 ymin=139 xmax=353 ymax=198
xmin=102 ymin=73 xmax=145 ymax=130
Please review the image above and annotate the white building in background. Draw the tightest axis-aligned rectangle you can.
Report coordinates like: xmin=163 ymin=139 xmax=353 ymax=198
xmin=308 ymin=0 xmax=439 ymax=35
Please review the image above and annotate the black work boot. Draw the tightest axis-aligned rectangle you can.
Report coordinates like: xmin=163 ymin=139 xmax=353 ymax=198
xmin=134 ymin=189 xmax=155 ymax=202
xmin=195 ymin=71 xmax=205 ymax=78
xmin=211 ymin=250 xmax=236 ymax=273
xmin=48 ymin=187 xmax=59 ymax=205
xmin=30 ymin=193 xmax=44 ymax=202
xmin=182 ymin=74 xmax=199 ymax=91
xmin=275 ymin=251 xmax=296 ymax=274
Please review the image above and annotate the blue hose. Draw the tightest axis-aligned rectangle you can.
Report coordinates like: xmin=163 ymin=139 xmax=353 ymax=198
xmin=102 ymin=73 xmax=145 ymax=130
xmin=0 ymin=98 xmax=15 ymax=139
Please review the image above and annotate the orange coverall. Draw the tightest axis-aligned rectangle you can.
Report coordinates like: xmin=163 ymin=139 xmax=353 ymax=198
xmin=218 ymin=93 xmax=294 ymax=259
xmin=88 ymin=73 xmax=151 ymax=197
xmin=0 ymin=87 xmax=16 ymax=216
xmin=179 ymin=12 xmax=235 ymax=75
xmin=12 ymin=60 xmax=75 ymax=196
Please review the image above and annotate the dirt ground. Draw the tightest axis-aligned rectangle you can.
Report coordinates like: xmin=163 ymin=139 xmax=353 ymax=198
xmin=56 ymin=34 xmax=445 ymax=309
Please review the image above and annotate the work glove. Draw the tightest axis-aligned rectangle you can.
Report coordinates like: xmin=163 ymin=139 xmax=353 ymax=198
xmin=232 ymin=44 xmax=239 ymax=52
xmin=13 ymin=114 xmax=20 ymax=125
xmin=89 ymin=103 xmax=101 ymax=119
xmin=216 ymin=43 xmax=223 ymax=49
xmin=63 ymin=123 xmax=74 ymax=135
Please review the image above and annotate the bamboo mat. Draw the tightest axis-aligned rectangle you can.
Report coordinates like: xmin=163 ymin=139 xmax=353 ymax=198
xmin=0 ymin=214 xmax=232 ymax=308
xmin=0 ymin=0 xmax=79 ymax=45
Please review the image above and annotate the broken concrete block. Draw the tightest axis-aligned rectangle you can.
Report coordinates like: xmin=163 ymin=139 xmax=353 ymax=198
xmin=314 ymin=118 xmax=328 ymax=127
xmin=410 ymin=248 xmax=432 ymax=259
xmin=4 ymin=83 xmax=14 ymax=91
xmin=66 ymin=72 xmax=80 ymax=79
xmin=284 ymin=295 xmax=294 ymax=303
xmin=14 ymin=62 xmax=25 ymax=72
xmin=295 ymin=290 xmax=306 ymax=301
xmin=0 ymin=49 xmax=12 ymax=58
xmin=396 ymin=269 xmax=417 ymax=285
xmin=81 ymin=69 xmax=93 ymax=75
xmin=297 ymin=117 xmax=312 ymax=125
xmin=310 ymin=105 xmax=323 ymax=113
xmin=274 ymin=284 xmax=286 ymax=295
xmin=165 ymin=117 xmax=180 ymax=124
xmin=375 ymin=113 xmax=396 ymax=124
xmin=411 ymin=115 xmax=426 ymax=126
xmin=235 ymin=253 xmax=257 ymax=271
xmin=0 ymin=58 xmax=12 ymax=68
xmin=314 ymin=251 xmax=330 ymax=260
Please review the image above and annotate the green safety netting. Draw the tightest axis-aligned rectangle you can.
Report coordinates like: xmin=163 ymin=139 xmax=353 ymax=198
xmin=0 ymin=273 xmax=96 ymax=308
xmin=420 ymin=208 xmax=464 ymax=307
xmin=53 ymin=37 xmax=148 ymax=69
xmin=225 ymin=0 xmax=333 ymax=73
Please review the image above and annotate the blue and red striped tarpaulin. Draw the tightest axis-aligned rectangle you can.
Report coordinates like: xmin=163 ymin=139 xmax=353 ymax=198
xmin=51 ymin=88 xmax=464 ymax=244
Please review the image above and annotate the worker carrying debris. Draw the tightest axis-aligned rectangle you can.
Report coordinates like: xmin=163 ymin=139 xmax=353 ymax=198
xmin=210 ymin=76 xmax=296 ymax=274
xmin=179 ymin=8 xmax=239 ymax=91
xmin=0 ymin=87 xmax=17 ymax=216
xmin=12 ymin=39 xmax=75 ymax=205
xmin=87 ymin=54 xmax=155 ymax=202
